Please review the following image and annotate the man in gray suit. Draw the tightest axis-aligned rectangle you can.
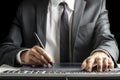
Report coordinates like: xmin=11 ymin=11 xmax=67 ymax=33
xmin=0 ymin=0 xmax=119 ymax=72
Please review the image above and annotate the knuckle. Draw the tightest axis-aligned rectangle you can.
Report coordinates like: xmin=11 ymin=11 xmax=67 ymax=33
xmin=103 ymin=58 xmax=108 ymax=63
xmin=86 ymin=57 xmax=93 ymax=62
xmin=108 ymin=58 xmax=114 ymax=64
xmin=33 ymin=45 xmax=40 ymax=49
xmin=31 ymin=48 xmax=35 ymax=52
xmin=87 ymin=59 xmax=93 ymax=63
xmin=103 ymin=57 xmax=108 ymax=60
xmin=32 ymin=45 xmax=37 ymax=48
xmin=96 ymin=56 xmax=102 ymax=61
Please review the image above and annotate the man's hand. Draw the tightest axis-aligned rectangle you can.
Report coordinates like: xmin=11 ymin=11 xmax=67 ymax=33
xmin=20 ymin=45 xmax=52 ymax=66
xmin=81 ymin=51 xmax=114 ymax=72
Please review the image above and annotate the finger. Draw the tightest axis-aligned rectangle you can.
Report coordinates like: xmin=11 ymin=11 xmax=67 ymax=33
xmin=30 ymin=55 xmax=43 ymax=65
xmin=96 ymin=57 xmax=103 ymax=72
xmin=31 ymin=48 xmax=48 ymax=65
xmin=81 ymin=60 xmax=87 ymax=71
xmin=86 ymin=58 xmax=95 ymax=72
xmin=34 ymin=46 xmax=52 ymax=62
xmin=108 ymin=58 xmax=114 ymax=71
xmin=103 ymin=58 xmax=109 ymax=71
xmin=35 ymin=54 xmax=48 ymax=65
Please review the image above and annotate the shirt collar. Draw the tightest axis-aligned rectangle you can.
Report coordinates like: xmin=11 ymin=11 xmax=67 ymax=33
xmin=50 ymin=0 xmax=75 ymax=10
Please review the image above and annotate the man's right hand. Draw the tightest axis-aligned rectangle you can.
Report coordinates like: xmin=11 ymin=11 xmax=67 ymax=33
xmin=20 ymin=45 xmax=52 ymax=66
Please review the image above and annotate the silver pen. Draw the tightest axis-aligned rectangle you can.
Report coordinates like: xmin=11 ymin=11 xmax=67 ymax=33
xmin=34 ymin=32 xmax=53 ymax=66
xmin=34 ymin=32 xmax=45 ymax=49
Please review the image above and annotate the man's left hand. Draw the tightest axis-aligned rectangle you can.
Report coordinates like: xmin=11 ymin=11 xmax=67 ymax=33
xmin=81 ymin=51 xmax=114 ymax=72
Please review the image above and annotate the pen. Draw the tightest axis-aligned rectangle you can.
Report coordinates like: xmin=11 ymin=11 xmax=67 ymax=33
xmin=34 ymin=32 xmax=45 ymax=49
xmin=34 ymin=32 xmax=53 ymax=66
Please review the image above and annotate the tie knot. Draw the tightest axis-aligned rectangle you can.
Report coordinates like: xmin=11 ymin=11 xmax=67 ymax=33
xmin=59 ymin=2 xmax=67 ymax=9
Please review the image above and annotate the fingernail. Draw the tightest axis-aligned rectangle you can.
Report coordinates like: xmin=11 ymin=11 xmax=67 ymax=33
xmin=88 ymin=67 xmax=91 ymax=72
xmin=109 ymin=69 xmax=112 ymax=71
xmin=48 ymin=63 xmax=52 ymax=68
xmin=43 ymin=64 xmax=47 ymax=68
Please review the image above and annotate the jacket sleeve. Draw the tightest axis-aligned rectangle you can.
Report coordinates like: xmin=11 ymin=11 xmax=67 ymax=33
xmin=92 ymin=0 xmax=119 ymax=66
xmin=0 ymin=3 xmax=25 ymax=67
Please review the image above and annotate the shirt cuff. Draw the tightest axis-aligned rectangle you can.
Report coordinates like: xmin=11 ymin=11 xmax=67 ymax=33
xmin=90 ymin=49 xmax=111 ymax=58
xmin=16 ymin=49 xmax=29 ymax=65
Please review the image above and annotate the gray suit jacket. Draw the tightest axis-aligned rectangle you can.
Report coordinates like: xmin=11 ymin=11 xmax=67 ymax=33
xmin=0 ymin=0 xmax=119 ymax=67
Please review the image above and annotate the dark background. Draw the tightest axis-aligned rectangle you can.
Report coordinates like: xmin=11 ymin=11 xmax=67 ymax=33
xmin=0 ymin=0 xmax=120 ymax=63
xmin=106 ymin=0 xmax=120 ymax=63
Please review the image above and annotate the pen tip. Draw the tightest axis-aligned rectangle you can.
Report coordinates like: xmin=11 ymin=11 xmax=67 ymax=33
xmin=49 ymin=62 xmax=53 ymax=66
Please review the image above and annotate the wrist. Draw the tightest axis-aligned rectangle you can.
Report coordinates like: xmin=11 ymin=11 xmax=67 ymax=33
xmin=17 ymin=49 xmax=29 ymax=65
xmin=20 ymin=50 xmax=28 ymax=65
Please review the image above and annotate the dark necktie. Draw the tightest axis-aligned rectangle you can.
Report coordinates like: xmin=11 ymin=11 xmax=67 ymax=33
xmin=60 ymin=2 xmax=69 ymax=62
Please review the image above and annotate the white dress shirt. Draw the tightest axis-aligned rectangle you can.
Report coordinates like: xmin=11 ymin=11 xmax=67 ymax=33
xmin=17 ymin=0 xmax=75 ymax=64
xmin=45 ymin=0 xmax=75 ymax=64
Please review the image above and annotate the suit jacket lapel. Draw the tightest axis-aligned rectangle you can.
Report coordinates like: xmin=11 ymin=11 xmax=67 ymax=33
xmin=36 ymin=0 xmax=49 ymax=46
xmin=71 ymin=0 xmax=86 ymax=54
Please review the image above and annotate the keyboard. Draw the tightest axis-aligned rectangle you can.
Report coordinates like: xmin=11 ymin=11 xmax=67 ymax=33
xmin=0 ymin=63 xmax=120 ymax=80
